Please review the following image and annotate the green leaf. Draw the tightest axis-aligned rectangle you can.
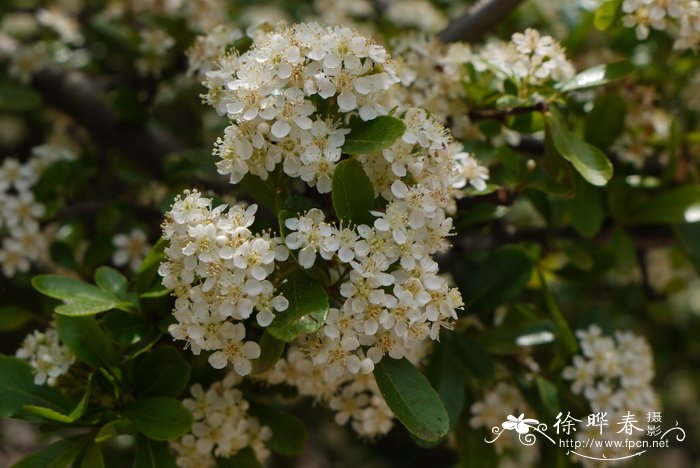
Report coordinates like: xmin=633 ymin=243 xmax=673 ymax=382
xmin=94 ymin=419 xmax=132 ymax=443
xmin=373 ymin=357 xmax=449 ymax=441
xmin=32 ymin=275 xmax=130 ymax=316
xmin=0 ymin=83 xmax=41 ymax=111
xmin=251 ymin=331 xmax=285 ymax=374
xmin=0 ymin=306 xmax=34 ymax=331
xmin=12 ymin=434 xmax=92 ymax=468
xmin=585 ymin=92 xmax=626 ymax=149
xmin=594 ymin=0 xmax=622 ymax=30
xmin=133 ymin=346 xmax=190 ymax=398
xmin=547 ymin=109 xmax=613 ymax=186
xmin=134 ymin=435 xmax=178 ymax=468
xmin=23 ymin=375 xmax=91 ymax=423
xmin=249 ymin=404 xmax=307 ymax=456
xmin=267 ymin=271 xmax=329 ymax=342
xmin=331 ymin=157 xmax=375 ymax=226
xmin=94 ymin=266 xmax=129 ymax=298
xmin=135 ymin=237 xmax=167 ymax=294
xmin=55 ymin=315 xmax=121 ymax=371
xmin=623 ymin=185 xmax=700 ymax=225
xmin=567 ymin=176 xmax=605 ymax=238
xmin=452 ymin=334 xmax=496 ymax=380
xmin=342 ymin=115 xmax=406 ymax=154
xmin=80 ymin=442 xmax=105 ymax=468
xmin=557 ymin=61 xmax=634 ymax=92
xmin=455 ymin=246 xmax=533 ymax=313
xmin=215 ymin=448 xmax=262 ymax=468
xmin=0 ymin=356 xmax=73 ymax=418
xmin=425 ymin=336 xmax=466 ymax=430
xmin=123 ymin=397 xmax=193 ymax=441
xmin=538 ymin=270 xmax=578 ymax=359
xmin=535 ymin=376 xmax=560 ymax=420
xmin=103 ymin=310 xmax=150 ymax=346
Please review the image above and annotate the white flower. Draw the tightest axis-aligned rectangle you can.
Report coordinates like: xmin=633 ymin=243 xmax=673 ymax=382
xmin=452 ymin=152 xmax=489 ymax=191
xmin=16 ymin=327 xmax=74 ymax=386
xmin=113 ymin=229 xmax=151 ymax=271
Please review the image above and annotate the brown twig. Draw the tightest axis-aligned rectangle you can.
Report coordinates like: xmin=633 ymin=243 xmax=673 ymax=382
xmin=30 ymin=65 xmax=186 ymax=177
xmin=438 ymin=0 xmax=526 ymax=44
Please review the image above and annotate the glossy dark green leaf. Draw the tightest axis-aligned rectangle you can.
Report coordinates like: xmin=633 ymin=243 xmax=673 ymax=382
xmin=80 ymin=442 xmax=105 ymax=468
xmin=267 ymin=271 xmax=329 ymax=342
xmin=567 ymin=176 xmax=605 ymax=238
xmin=453 ymin=334 xmax=496 ymax=380
xmin=373 ymin=357 xmax=449 ymax=441
xmin=32 ymin=275 xmax=131 ymax=316
xmin=538 ymin=270 xmax=578 ymax=358
xmin=103 ymin=310 xmax=150 ymax=346
xmin=135 ymin=237 xmax=167 ymax=294
xmin=94 ymin=266 xmax=129 ymax=298
xmin=215 ymin=447 xmax=262 ymax=468
xmin=55 ymin=315 xmax=120 ymax=371
xmin=331 ymin=157 xmax=375 ymax=226
xmin=456 ymin=246 xmax=533 ymax=313
xmin=133 ymin=346 xmax=190 ymax=397
xmin=12 ymin=434 xmax=91 ymax=468
xmin=585 ymin=92 xmax=626 ymax=149
xmin=123 ymin=397 xmax=193 ymax=441
xmin=249 ymin=404 xmax=307 ymax=456
xmin=0 ymin=356 xmax=73 ymax=418
xmin=547 ymin=109 xmax=613 ymax=186
xmin=558 ymin=61 xmax=634 ymax=92
xmin=134 ymin=435 xmax=178 ymax=468
xmin=251 ymin=331 xmax=285 ymax=374
xmin=342 ymin=115 xmax=406 ymax=154
xmin=425 ymin=337 xmax=466 ymax=430
xmin=623 ymin=185 xmax=700 ymax=225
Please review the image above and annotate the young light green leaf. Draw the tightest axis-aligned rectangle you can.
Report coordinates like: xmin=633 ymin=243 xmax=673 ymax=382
xmin=123 ymin=397 xmax=193 ymax=441
xmin=557 ymin=61 xmax=634 ymax=93
xmin=594 ymin=0 xmax=622 ymax=30
xmin=23 ymin=375 xmax=91 ymax=423
xmin=547 ymin=109 xmax=613 ymax=186
xmin=342 ymin=115 xmax=406 ymax=154
xmin=0 ymin=306 xmax=34 ymax=331
xmin=55 ymin=315 xmax=121 ymax=371
xmin=332 ymin=157 xmax=375 ymax=226
xmin=267 ymin=271 xmax=329 ymax=342
xmin=373 ymin=357 xmax=449 ymax=441
xmin=0 ymin=356 xmax=73 ymax=418
xmin=94 ymin=419 xmax=132 ymax=443
xmin=133 ymin=346 xmax=190 ymax=398
xmin=249 ymin=404 xmax=307 ymax=456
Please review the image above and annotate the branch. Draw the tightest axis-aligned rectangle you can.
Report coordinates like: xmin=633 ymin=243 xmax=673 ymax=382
xmin=468 ymin=102 xmax=547 ymax=121
xmin=30 ymin=65 xmax=186 ymax=177
xmin=437 ymin=0 xmax=526 ymax=44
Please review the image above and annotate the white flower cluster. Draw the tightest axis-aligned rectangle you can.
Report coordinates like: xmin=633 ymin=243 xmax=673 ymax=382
xmin=611 ymin=85 xmax=670 ymax=167
xmin=172 ymin=373 xmax=271 ymax=468
xmin=391 ymin=35 xmax=473 ymax=139
xmin=263 ymin=345 xmax=425 ymax=438
xmin=160 ymin=190 xmax=289 ymax=375
xmin=476 ymin=28 xmax=575 ymax=89
xmin=469 ymin=381 xmax=540 ymax=466
xmin=203 ymin=23 xmax=399 ymax=188
xmin=16 ymin=327 xmax=75 ymax=386
xmin=622 ymin=0 xmax=700 ymax=49
xmin=384 ymin=0 xmax=447 ymax=33
xmin=187 ymin=24 xmax=243 ymax=77
xmin=0 ymin=150 xmax=66 ymax=277
xmin=136 ymin=29 xmax=175 ymax=77
xmin=112 ymin=229 xmax=151 ymax=271
xmin=563 ymin=325 xmax=659 ymax=463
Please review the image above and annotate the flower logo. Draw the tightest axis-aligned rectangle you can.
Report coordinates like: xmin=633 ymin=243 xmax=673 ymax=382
xmin=502 ymin=414 xmax=540 ymax=434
